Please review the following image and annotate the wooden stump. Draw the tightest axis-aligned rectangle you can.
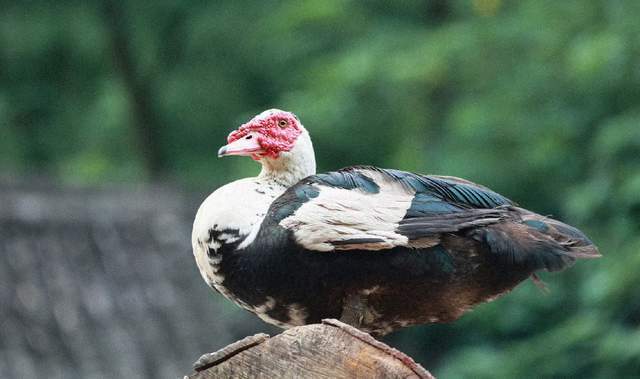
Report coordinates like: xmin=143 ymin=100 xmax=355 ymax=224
xmin=186 ymin=319 xmax=434 ymax=379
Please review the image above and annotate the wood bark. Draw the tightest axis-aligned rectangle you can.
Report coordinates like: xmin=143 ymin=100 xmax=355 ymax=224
xmin=186 ymin=319 xmax=434 ymax=379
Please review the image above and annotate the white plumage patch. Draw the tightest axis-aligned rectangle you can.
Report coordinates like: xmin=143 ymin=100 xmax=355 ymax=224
xmin=193 ymin=178 xmax=278 ymax=244
xmin=252 ymin=297 xmax=305 ymax=329
xmin=218 ymin=233 xmax=240 ymax=244
xmin=279 ymin=169 xmax=415 ymax=252
xmin=359 ymin=285 xmax=381 ymax=296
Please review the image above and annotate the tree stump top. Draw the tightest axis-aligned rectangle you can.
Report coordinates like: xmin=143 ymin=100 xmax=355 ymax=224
xmin=187 ymin=319 xmax=434 ymax=379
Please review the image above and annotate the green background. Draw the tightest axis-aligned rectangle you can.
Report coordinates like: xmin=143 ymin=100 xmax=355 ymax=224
xmin=2 ymin=0 xmax=639 ymax=377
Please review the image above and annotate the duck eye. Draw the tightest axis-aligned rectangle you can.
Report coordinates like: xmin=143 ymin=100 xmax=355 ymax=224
xmin=278 ymin=119 xmax=288 ymax=128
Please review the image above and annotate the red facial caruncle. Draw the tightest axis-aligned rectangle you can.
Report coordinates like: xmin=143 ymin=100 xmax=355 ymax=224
xmin=225 ymin=110 xmax=302 ymax=160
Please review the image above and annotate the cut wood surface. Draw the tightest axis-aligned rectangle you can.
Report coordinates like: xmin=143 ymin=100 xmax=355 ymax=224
xmin=186 ymin=319 xmax=434 ymax=379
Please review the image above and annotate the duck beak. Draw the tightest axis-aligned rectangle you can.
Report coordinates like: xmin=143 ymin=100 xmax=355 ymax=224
xmin=218 ymin=133 xmax=264 ymax=158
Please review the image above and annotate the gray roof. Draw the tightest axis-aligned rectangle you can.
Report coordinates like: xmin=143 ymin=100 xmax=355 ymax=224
xmin=0 ymin=182 xmax=278 ymax=378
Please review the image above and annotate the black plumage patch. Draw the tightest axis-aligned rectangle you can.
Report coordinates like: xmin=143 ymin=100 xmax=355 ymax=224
xmin=406 ymin=193 xmax=464 ymax=216
xmin=331 ymin=238 xmax=386 ymax=246
xmin=207 ymin=228 xmax=240 ymax=242
xmin=310 ymin=170 xmax=380 ymax=193
xmin=398 ymin=209 xmax=507 ymax=239
xmin=206 ymin=227 xmax=243 ymax=257
xmin=374 ymin=168 xmax=514 ymax=209
xmin=470 ymin=223 xmax=577 ymax=272
xmin=315 ymin=166 xmax=513 ymax=213
xmin=268 ymin=183 xmax=320 ymax=222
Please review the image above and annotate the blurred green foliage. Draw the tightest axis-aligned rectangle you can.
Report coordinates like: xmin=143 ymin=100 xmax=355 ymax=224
xmin=1 ymin=0 xmax=639 ymax=377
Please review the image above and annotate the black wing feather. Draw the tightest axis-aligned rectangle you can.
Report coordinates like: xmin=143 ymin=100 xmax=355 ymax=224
xmin=269 ymin=166 xmax=514 ymax=241
xmin=341 ymin=166 xmax=514 ymax=210
xmin=270 ymin=165 xmax=515 ymax=224
xmin=265 ymin=166 xmax=598 ymax=273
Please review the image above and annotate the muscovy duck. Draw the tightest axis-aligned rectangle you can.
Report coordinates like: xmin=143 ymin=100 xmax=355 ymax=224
xmin=192 ymin=109 xmax=599 ymax=336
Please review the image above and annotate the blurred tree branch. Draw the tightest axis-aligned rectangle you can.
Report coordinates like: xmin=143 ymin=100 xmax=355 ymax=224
xmin=102 ymin=0 xmax=164 ymax=179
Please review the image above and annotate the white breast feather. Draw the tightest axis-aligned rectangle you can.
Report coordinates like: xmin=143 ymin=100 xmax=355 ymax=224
xmin=192 ymin=178 xmax=285 ymax=284
xmin=279 ymin=170 xmax=415 ymax=251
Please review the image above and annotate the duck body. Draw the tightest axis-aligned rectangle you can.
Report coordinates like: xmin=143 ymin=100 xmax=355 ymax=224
xmin=194 ymin=159 xmax=598 ymax=334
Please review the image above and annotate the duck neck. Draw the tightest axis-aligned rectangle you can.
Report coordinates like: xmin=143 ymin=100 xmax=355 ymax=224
xmin=257 ymin=131 xmax=316 ymax=188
